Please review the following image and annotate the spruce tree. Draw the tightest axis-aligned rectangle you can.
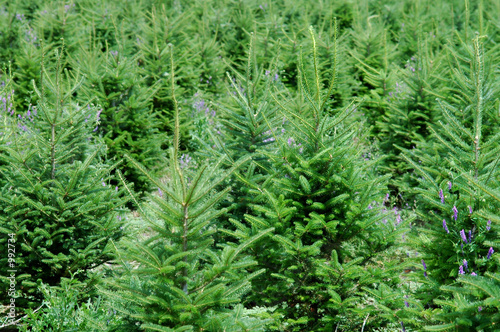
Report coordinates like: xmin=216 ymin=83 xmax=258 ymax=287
xmin=0 ymin=47 xmax=127 ymax=310
xmin=73 ymin=34 xmax=166 ymax=198
xmin=234 ymin=27 xmax=407 ymax=331
xmin=192 ymin=34 xmax=286 ymax=234
xmin=101 ymin=47 xmax=274 ymax=331
xmin=401 ymin=35 xmax=500 ymax=329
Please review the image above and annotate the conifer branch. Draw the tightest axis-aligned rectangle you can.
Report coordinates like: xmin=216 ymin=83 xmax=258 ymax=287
xmin=321 ymin=18 xmax=338 ymax=112
xmin=309 ymin=26 xmax=321 ymax=107
xmin=169 ymin=45 xmax=186 ymax=198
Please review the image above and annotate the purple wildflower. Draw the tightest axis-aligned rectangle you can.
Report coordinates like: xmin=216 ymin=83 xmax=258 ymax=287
xmin=101 ymin=179 xmax=106 ymax=186
xmin=471 ymin=272 xmax=477 ymax=276
xmin=180 ymin=154 xmax=192 ymax=169
xmin=463 ymin=259 xmax=468 ymax=271
xmin=404 ymin=301 xmax=409 ymax=308
xmin=486 ymin=220 xmax=491 ymax=231
xmin=459 ymin=265 xmax=465 ymax=275
xmin=469 ymin=206 xmax=473 ymax=214
xmin=274 ymin=73 xmax=279 ymax=81
xmin=448 ymin=181 xmax=452 ymax=190
xmin=158 ymin=188 xmax=163 ymax=198
xmin=487 ymin=247 xmax=494 ymax=259
xmin=401 ymin=321 xmax=406 ymax=332
xmin=384 ymin=193 xmax=390 ymax=203
xmin=453 ymin=206 xmax=458 ymax=221
xmin=442 ymin=219 xmax=449 ymax=233
xmin=439 ymin=189 xmax=444 ymax=204
xmin=115 ymin=186 xmax=118 ymax=191
xmin=460 ymin=229 xmax=467 ymax=243
xmin=468 ymin=230 xmax=472 ymax=243
xmin=367 ymin=204 xmax=373 ymax=210
xmin=117 ymin=215 xmax=122 ymax=221
xmin=422 ymin=259 xmax=427 ymax=271
xmin=478 ymin=306 xmax=482 ymax=312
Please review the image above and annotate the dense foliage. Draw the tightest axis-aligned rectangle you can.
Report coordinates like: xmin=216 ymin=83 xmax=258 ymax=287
xmin=0 ymin=0 xmax=498 ymax=331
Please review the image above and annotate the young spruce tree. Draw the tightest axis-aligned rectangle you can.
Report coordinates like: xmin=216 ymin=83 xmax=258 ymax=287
xmin=401 ymin=35 xmax=500 ymax=330
xmin=233 ymin=27 xmax=408 ymax=331
xmin=0 ymin=47 xmax=126 ymax=310
xmin=101 ymin=47 xmax=274 ymax=331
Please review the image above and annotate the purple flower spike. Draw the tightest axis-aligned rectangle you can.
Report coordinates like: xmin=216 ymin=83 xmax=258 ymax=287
xmin=439 ymin=189 xmax=444 ymax=204
xmin=158 ymin=188 xmax=163 ymax=198
xmin=459 ymin=265 xmax=465 ymax=275
xmin=422 ymin=259 xmax=427 ymax=270
xmin=463 ymin=259 xmax=468 ymax=270
xmin=471 ymin=272 xmax=477 ymax=276
xmin=453 ymin=206 xmax=458 ymax=221
xmin=401 ymin=322 xmax=406 ymax=332
xmin=469 ymin=206 xmax=473 ymax=214
xmin=443 ymin=219 xmax=449 ymax=233
xmin=478 ymin=306 xmax=482 ymax=312
xmin=487 ymin=247 xmax=494 ymax=259
xmin=460 ymin=229 xmax=467 ymax=243
xmin=448 ymin=181 xmax=452 ymax=190
xmin=404 ymin=301 xmax=409 ymax=308
xmin=468 ymin=230 xmax=472 ymax=243
xmin=486 ymin=220 xmax=491 ymax=231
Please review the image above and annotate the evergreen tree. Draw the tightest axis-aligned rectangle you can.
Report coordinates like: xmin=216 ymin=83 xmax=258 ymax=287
xmin=193 ymin=35 xmax=286 ymax=234
xmin=73 ymin=34 xmax=166 ymax=198
xmin=401 ymin=35 xmax=500 ymax=329
xmin=0 ymin=48 xmax=127 ymax=310
xmin=234 ymin=27 xmax=407 ymax=331
xmin=101 ymin=47 xmax=274 ymax=331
